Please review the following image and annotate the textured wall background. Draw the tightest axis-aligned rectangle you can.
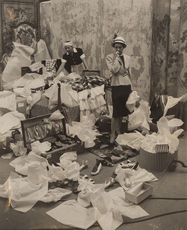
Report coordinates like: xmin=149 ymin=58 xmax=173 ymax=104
xmin=178 ymin=0 xmax=187 ymax=97
xmin=40 ymin=1 xmax=53 ymax=58
xmin=40 ymin=0 xmax=153 ymax=101
xmin=167 ymin=0 xmax=181 ymax=97
xmin=150 ymin=0 xmax=171 ymax=101
xmin=178 ymin=0 xmax=187 ymax=130
xmin=151 ymin=0 xmax=187 ymax=99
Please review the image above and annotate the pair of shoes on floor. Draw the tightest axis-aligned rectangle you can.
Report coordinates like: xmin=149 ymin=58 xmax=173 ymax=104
xmin=91 ymin=158 xmax=114 ymax=176
xmin=111 ymin=155 xmax=127 ymax=164
xmin=119 ymin=160 xmax=139 ymax=170
xmin=80 ymin=160 xmax=89 ymax=171
xmin=111 ymin=146 xmax=124 ymax=157
xmin=101 ymin=158 xmax=113 ymax=167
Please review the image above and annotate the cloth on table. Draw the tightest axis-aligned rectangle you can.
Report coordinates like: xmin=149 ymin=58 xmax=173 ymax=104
xmin=60 ymin=74 xmax=107 ymax=92
xmin=78 ymin=85 xmax=107 ymax=120
xmin=44 ymin=82 xmax=79 ymax=109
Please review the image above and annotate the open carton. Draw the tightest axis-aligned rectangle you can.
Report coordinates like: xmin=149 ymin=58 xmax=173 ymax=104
xmin=125 ymin=182 xmax=153 ymax=204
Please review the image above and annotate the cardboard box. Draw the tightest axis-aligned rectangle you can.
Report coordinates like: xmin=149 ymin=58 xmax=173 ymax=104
xmin=138 ymin=148 xmax=178 ymax=172
xmin=125 ymin=182 xmax=153 ymax=204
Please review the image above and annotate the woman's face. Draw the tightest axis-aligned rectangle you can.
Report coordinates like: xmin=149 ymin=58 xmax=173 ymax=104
xmin=65 ymin=46 xmax=73 ymax=54
xmin=114 ymin=43 xmax=124 ymax=55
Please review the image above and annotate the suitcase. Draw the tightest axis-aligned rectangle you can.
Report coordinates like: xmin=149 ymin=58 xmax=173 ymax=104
xmin=21 ymin=113 xmax=83 ymax=164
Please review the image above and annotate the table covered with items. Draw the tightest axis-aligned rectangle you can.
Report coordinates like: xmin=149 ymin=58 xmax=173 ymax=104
xmin=2 ymin=63 xmax=109 ymax=122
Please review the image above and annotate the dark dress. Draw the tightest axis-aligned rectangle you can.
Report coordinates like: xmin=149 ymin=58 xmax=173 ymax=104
xmin=111 ymin=55 xmax=132 ymax=118
xmin=112 ymin=85 xmax=132 ymax=118
xmin=62 ymin=48 xmax=84 ymax=73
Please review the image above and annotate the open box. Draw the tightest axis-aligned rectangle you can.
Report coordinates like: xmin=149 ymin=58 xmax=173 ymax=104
xmin=21 ymin=113 xmax=83 ymax=164
xmin=21 ymin=113 xmax=66 ymax=149
xmin=125 ymin=182 xmax=153 ymax=204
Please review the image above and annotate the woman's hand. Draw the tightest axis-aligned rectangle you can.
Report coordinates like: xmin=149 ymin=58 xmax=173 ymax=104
xmin=116 ymin=50 xmax=120 ymax=56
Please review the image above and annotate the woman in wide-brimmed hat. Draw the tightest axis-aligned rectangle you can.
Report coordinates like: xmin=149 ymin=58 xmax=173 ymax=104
xmin=106 ymin=34 xmax=132 ymax=143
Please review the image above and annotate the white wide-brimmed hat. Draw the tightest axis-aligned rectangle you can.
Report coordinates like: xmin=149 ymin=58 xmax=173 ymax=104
xmin=112 ymin=36 xmax=127 ymax=48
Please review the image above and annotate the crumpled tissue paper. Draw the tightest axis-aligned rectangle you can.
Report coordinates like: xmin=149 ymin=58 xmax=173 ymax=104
xmin=9 ymin=152 xmax=48 ymax=176
xmin=40 ymin=188 xmax=72 ymax=203
xmin=115 ymin=165 xmax=157 ymax=190
xmin=0 ymin=170 xmax=48 ymax=212
xmin=116 ymin=131 xmax=145 ymax=151
xmin=47 ymin=200 xmax=97 ymax=229
xmin=31 ymin=141 xmax=51 ymax=154
xmin=49 ymin=110 xmax=64 ymax=120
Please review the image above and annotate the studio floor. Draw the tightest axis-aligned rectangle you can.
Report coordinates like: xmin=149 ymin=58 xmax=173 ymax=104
xmin=0 ymin=132 xmax=187 ymax=230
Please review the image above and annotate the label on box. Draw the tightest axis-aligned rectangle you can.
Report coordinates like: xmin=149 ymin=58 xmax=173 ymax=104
xmin=17 ymin=102 xmax=24 ymax=107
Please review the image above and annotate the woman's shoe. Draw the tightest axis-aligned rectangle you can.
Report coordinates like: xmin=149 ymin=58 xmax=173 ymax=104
xmin=91 ymin=159 xmax=102 ymax=176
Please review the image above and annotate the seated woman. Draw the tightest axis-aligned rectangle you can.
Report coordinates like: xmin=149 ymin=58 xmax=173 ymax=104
xmin=56 ymin=40 xmax=88 ymax=76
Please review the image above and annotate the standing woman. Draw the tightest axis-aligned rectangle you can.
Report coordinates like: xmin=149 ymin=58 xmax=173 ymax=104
xmin=106 ymin=35 xmax=132 ymax=143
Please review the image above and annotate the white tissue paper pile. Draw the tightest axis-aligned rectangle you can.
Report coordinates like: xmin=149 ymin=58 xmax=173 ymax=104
xmin=47 ymin=186 xmax=150 ymax=230
xmin=115 ymin=164 xmax=157 ymax=190
xmin=0 ymin=150 xmax=81 ymax=212
xmin=126 ymin=90 xmax=140 ymax=113
xmin=116 ymin=131 xmax=145 ymax=151
xmin=0 ymin=111 xmax=25 ymax=145
xmin=141 ymin=116 xmax=183 ymax=154
xmin=0 ymin=91 xmax=17 ymax=111
xmin=67 ymin=121 xmax=99 ymax=148
xmin=128 ymin=100 xmax=151 ymax=131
